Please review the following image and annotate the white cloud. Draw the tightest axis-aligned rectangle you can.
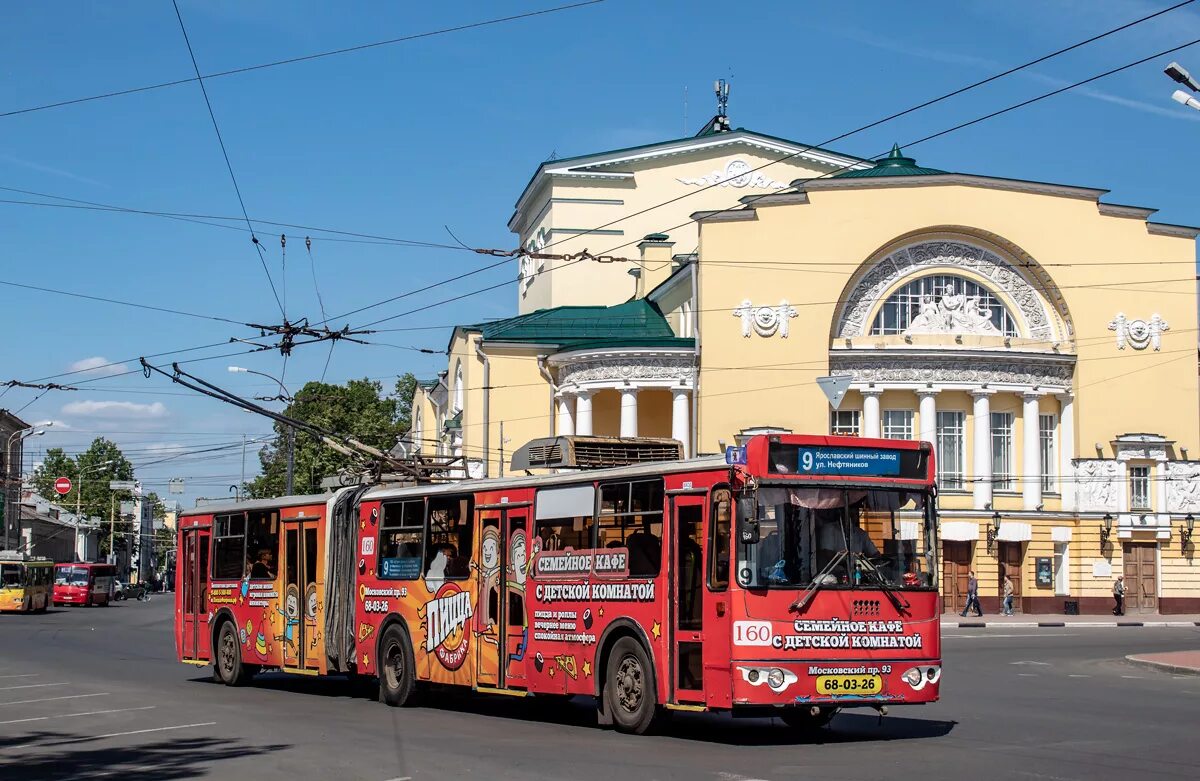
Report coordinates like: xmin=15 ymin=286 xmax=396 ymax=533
xmin=68 ymin=357 xmax=130 ymax=377
xmin=61 ymin=400 xmax=169 ymax=419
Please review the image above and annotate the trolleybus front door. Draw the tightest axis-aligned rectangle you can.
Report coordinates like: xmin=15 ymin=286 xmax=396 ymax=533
xmin=474 ymin=506 xmax=529 ymax=689
xmin=282 ymin=518 xmax=322 ymax=672
xmin=181 ymin=527 xmax=211 ymax=660
xmin=671 ymin=495 xmax=706 ymax=704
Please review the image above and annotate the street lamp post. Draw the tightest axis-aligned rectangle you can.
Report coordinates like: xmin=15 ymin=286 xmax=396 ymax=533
xmin=4 ymin=424 xmax=50 ymax=551
xmin=74 ymin=459 xmax=115 ymax=561
xmin=229 ymin=366 xmax=295 ymax=494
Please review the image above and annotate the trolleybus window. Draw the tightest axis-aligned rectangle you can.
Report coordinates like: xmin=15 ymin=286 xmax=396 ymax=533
xmin=598 ymin=479 xmax=663 ymax=577
xmin=1 ymin=564 xmax=20 ymax=588
xmin=426 ymin=496 xmax=473 ymax=581
xmin=379 ymin=500 xmax=424 ymax=580
xmin=246 ymin=510 xmax=279 ymax=580
xmin=738 ymin=487 xmax=934 ymax=590
xmin=709 ymin=488 xmax=732 ymax=590
xmin=212 ymin=513 xmax=246 ymax=579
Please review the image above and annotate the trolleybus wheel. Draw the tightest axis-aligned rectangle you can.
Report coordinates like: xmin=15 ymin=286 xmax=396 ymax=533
xmin=604 ymin=637 xmax=657 ymax=735
xmin=378 ymin=624 xmax=417 ymax=707
xmin=780 ymin=706 xmax=836 ymax=730
xmin=215 ymin=621 xmax=253 ymax=687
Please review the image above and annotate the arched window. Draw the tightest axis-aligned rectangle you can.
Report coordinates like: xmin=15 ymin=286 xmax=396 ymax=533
xmin=871 ymin=274 xmax=1018 ymax=337
xmin=453 ymin=361 xmax=464 ymax=413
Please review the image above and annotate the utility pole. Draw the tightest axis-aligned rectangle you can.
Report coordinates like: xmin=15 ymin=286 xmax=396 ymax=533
xmin=108 ymin=493 xmax=115 ymax=564
xmin=286 ymin=427 xmax=295 ymax=495
xmin=499 ymin=421 xmax=505 ymax=478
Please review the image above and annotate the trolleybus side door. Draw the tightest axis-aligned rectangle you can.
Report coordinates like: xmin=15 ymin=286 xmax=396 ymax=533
xmin=282 ymin=516 xmax=323 ymax=672
xmin=181 ymin=526 xmax=211 ymax=660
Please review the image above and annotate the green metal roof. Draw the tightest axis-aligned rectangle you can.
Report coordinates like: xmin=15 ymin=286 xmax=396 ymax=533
xmin=833 ymin=144 xmax=948 ymax=179
xmin=443 ymin=410 xmax=462 ymax=431
xmin=471 ymin=299 xmax=678 ymax=345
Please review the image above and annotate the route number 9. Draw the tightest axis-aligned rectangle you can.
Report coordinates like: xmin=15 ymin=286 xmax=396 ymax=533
xmin=800 ymin=451 xmax=814 ymax=471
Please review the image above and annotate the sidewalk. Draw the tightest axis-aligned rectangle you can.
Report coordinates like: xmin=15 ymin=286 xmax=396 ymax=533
xmin=1126 ymin=650 xmax=1200 ymax=675
xmin=941 ymin=613 xmax=1200 ymax=629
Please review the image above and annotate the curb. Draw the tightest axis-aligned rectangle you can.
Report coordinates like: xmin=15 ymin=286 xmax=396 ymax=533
xmin=943 ymin=621 xmax=1200 ymax=629
xmin=1125 ymin=655 xmax=1200 ymax=677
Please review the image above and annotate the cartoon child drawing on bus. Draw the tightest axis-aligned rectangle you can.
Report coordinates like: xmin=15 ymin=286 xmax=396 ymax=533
xmin=472 ymin=525 xmax=501 ymax=645
xmin=506 ymin=529 xmax=536 ymax=667
xmin=305 ymin=582 xmax=321 ymax=650
xmin=275 ymin=583 xmax=300 ymax=657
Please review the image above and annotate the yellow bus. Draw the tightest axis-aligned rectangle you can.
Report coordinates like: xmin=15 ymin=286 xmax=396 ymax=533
xmin=0 ymin=553 xmax=54 ymax=613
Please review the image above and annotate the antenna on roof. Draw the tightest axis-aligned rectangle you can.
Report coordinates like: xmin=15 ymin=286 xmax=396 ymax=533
xmin=714 ymin=79 xmax=731 ymax=131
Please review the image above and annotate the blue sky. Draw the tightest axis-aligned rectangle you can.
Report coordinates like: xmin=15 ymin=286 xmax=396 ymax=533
xmin=2 ymin=0 xmax=1198 ymax=507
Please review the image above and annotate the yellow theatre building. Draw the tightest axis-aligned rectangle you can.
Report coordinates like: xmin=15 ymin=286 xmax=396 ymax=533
xmin=410 ymin=115 xmax=1200 ymax=615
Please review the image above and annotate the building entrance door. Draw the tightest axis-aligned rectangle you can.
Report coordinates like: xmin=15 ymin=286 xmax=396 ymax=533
xmin=942 ymin=541 xmax=971 ymax=614
xmin=1122 ymin=542 xmax=1158 ymax=613
xmin=998 ymin=542 xmax=1023 ymax=614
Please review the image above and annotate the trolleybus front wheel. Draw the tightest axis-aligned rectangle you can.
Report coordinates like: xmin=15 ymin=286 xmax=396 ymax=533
xmin=214 ymin=621 xmax=254 ymax=686
xmin=378 ymin=624 xmax=417 ymax=707
xmin=604 ymin=636 xmax=657 ymax=735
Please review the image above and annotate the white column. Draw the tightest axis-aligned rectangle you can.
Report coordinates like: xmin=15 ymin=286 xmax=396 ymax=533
xmin=555 ymin=392 xmax=575 ymax=437
xmin=971 ymin=389 xmax=994 ymax=510
xmin=1022 ymin=391 xmax=1042 ymax=511
xmin=1155 ymin=456 xmax=1168 ymax=515
xmin=619 ymin=387 xmax=639 ymax=438
xmin=574 ymin=391 xmax=593 ymax=436
xmin=671 ymin=389 xmax=691 ymax=458
xmin=862 ymin=389 xmax=883 ymax=439
xmin=1057 ymin=392 xmax=1075 ymax=511
xmin=917 ymin=389 xmax=938 ymax=446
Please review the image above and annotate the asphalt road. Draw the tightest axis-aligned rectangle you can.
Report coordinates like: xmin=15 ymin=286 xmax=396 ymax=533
xmin=2 ymin=599 xmax=1199 ymax=781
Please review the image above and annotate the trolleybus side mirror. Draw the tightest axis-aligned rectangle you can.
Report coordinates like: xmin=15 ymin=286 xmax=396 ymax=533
xmin=736 ymin=494 xmax=759 ymax=544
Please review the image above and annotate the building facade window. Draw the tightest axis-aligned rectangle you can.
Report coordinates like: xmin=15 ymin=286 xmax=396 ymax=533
xmin=1129 ymin=465 xmax=1151 ymax=510
xmin=453 ymin=362 xmax=464 ymax=413
xmin=991 ymin=412 xmax=1014 ymax=491
xmin=1039 ymin=414 xmax=1056 ymax=493
xmin=829 ymin=410 xmax=861 ymax=436
xmin=936 ymin=411 xmax=965 ymax=490
xmin=882 ymin=410 xmax=913 ymax=440
xmin=870 ymin=274 xmax=1019 ymax=336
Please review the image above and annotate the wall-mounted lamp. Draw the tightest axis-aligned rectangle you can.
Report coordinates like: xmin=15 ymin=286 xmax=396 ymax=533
xmin=1100 ymin=512 xmax=1113 ymax=546
xmin=987 ymin=511 xmax=1001 ymax=553
xmin=1183 ymin=513 xmax=1195 ymax=547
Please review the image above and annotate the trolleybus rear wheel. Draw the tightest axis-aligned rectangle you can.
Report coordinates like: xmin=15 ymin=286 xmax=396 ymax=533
xmin=215 ymin=621 xmax=253 ymax=686
xmin=780 ymin=706 xmax=836 ymax=730
xmin=604 ymin=637 xmax=657 ymax=735
xmin=378 ymin=624 xmax=417 ymax=707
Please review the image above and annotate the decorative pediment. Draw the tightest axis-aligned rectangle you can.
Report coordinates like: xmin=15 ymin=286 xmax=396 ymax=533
xmin=677 ymin=158 xmax=788 ymax=190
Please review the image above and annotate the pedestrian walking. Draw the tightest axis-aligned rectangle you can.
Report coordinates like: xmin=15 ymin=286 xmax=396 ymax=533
xmin=960 ymin=570 xmax=982 ymax=617
xmin=1113 ymin=574 xmax=1126 ymax=616
xmin=1002 ymin=573 xmax=1015 ymax=616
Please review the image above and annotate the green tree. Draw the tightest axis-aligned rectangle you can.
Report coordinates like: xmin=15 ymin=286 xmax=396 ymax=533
xmin=244 ymin=374 xmax=418 ymax=499
xmin=31 ymin=438 xmax=136 ymax=557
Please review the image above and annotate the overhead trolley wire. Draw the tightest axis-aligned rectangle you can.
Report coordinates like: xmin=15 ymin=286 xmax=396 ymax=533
xmin=171 ymin=0 xmax=286 ymax=320
xmin=0 ymin=1 xmax=607 ymax=120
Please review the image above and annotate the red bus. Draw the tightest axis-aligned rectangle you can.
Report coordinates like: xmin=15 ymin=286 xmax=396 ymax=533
xmin=176 ymin=434 xmax=940 ymax=733
xmin=54 ymin=563 xmax=117 ymax=606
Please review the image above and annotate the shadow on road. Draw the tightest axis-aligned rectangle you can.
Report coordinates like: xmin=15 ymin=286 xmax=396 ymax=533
xmin=187 ymin=672 xmax=955 ymax=746
xmin=0 ymin=733 xmax=288 ymax=780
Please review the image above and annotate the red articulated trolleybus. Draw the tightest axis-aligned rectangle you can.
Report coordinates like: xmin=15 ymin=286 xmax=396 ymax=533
xmin=176 ymin=434 xmax=940 ymax=734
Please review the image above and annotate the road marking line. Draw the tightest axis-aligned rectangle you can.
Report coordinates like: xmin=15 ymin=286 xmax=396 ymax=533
xmin=1017 ymin=673 xmax=1038 ymax=677
xmin=1068 ymin=674 xmax=1091 ymax=678
xmin=1121 ymin=675 xmax=1144 ymax=679
xmin=0 ymin=682 xmax=68 ymax=691
xmin=0 ymin=674 xmax=38 ymax=680
xmin=9 ymin=721 xmax=217 ymax=750
xmin=382 ymin=777 xmax=413 ymax=781
xmin=0 ymin=706 xmax=155 ymax=726
xmin=1010 ymin=661 xmax=1051 ymax=665
xmin=0 ymin=692 xmax=109 ymax=707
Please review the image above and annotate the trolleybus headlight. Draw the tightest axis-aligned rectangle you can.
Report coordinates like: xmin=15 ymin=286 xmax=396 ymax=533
xmin=768 ymin=668 xmax=785 ymax=690
xmin=902 ymin=667 xmax=925 ymax=689
xmin=925 ymin=665 xmax=941 ymax=684
xmin=747 ymin=668 xmax=761 ymax=683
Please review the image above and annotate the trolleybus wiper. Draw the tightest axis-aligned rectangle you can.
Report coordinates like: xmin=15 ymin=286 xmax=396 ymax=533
xmin=856 ymin=556 xmax=911 ymax=616
xmin=789 ymin=550 xmax=847 ymax=613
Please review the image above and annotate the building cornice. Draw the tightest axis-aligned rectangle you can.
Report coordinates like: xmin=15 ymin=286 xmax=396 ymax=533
xmin=792 ymin=173 xmax=1109 ymax=201
xmin=1146 ymin=222 xmax=1200 ymax=239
